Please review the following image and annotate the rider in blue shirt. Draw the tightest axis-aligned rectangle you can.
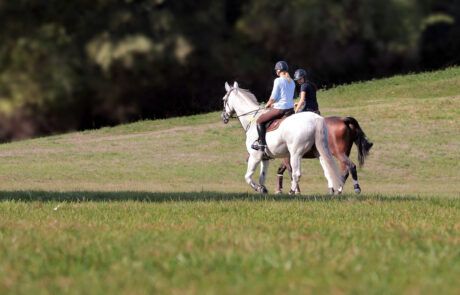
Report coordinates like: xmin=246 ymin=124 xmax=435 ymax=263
xmin=252 ymin=61 xmax=295 ymax=152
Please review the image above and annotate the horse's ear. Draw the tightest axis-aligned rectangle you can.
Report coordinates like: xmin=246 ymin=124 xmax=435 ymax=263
xmin=233 ymin=81 xmax=239 ymax=89
xmin=225 ymin=82 xmax=231 ymax=92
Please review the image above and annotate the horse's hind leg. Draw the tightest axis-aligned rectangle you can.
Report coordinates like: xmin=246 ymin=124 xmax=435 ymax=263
xmin=289 ymin=155 xmax=302 ymax=195
xmin=338 ymin=155 xmax=349 ymax=184
xmin=349 ymin=163 xmax=361 ymax=194
xmin=319 ymin=156 xmax=335 ymax=194
xmin=337 ymin=153 xmax=361 ymax=194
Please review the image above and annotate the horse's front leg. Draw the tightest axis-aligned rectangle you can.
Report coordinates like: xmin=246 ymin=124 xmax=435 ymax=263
xmin=289 ymin=154 xmax=302 ymax=195
xmin=245 ymin=155 xmax=265 ymax=193
xmin=275 ymin=157 xmax=290 ymax=194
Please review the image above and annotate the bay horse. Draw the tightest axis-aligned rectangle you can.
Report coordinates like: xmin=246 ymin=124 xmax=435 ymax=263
xmin=221 ymin=82 xmax=343 ymax=194
xmin=276 ymin=116 xmax=373 ymax=194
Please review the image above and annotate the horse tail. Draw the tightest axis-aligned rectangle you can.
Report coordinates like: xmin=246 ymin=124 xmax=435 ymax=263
xmin=343 ymin=117 xmax=373 ymax=167
xmin=315 ymin=117 xmax=343 ymax=190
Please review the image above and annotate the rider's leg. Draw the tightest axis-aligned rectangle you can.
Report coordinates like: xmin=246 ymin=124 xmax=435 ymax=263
xmin=257 ymin=123 xmax=267 ymax=149
xmin=252 ymin=108 xmax=283 ymax=152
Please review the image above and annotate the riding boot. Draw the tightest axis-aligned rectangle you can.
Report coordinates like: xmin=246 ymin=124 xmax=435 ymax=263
xmin=252 ymin=123 xmax=267 ymax=152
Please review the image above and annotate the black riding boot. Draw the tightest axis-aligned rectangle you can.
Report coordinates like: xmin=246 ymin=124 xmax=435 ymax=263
xmin=251 ymin=123 xmax=267 ymax=152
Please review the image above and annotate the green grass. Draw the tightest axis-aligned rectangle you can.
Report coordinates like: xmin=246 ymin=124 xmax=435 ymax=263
xmin=1 ymin=193 xmax=459 ymax=294
xmin=0 ymin=68 xmax=458 ymax=195
xmin=0 ymin=67 xmax=459 ymax=294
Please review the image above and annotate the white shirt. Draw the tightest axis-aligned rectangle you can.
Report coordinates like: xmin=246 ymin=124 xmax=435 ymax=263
xmin=270 ymin=77 xmax=295 ymax=109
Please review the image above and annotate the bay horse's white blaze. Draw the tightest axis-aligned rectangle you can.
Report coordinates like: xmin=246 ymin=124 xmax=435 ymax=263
xmin=221 ymin=82 xmax=343 ymax=194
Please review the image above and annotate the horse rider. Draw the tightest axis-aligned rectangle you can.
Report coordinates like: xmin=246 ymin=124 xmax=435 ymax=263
xmin=251 ymin=61 xmax=295 ymax=152
xmin=293 ymin=68 xmax=320 ymax=115
xmin=275 ymin=68 xmax=320 ymax=193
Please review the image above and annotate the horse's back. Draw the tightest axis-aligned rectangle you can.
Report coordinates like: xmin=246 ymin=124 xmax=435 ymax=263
xmin=263 ymin=111 xmax=320 ymax=156
xmin=282 ymin=111 xmax=322 ymax=130
xmin=279 ymin=111 xmax=322 ymax=143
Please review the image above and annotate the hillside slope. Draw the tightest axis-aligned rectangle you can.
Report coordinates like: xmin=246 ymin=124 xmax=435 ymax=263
xmin=0 ymin=67 xmax=459 ymax=196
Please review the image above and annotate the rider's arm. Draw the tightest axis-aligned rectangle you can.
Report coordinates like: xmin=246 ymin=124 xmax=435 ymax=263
xmin=295 ymin=91 xmax=306 ymax=113
xmin=265 ymin=98 xmax=275 ymax=108
xmin=266 ymin=78 xmax=280 ymax=108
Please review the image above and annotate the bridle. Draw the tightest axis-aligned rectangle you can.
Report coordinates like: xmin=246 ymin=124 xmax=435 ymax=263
xmin=221 ymin=87 xmax=262 ymax=132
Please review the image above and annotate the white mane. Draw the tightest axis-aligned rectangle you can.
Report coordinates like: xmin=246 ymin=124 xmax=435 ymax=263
xmin=238 ymin=88 xmax=258 ymax=104
xmin=234 ymin=88 xmax=260 ymax=109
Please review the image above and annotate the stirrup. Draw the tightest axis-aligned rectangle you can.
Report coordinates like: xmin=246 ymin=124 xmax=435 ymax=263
xmin=251 ymin=141 xmax=266 ymax=151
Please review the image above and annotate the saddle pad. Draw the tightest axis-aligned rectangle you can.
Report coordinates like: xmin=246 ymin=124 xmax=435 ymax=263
xmin=266 ymin=116 xmax=288 ymax=132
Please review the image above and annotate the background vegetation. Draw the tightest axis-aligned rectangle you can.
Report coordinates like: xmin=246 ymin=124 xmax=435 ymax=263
xmin=0 ymin=0 xmax=459 ymax=140
xmin=0 ymin=67 xmax=459 ymax=294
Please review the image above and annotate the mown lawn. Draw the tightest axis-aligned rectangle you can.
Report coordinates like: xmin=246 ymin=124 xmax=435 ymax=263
xmin=1 ymin=193 xmax=459 ymax=295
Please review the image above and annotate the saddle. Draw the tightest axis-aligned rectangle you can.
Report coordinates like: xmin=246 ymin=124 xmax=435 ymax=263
xmin=265 ymin=111 xmax=294 ymax=132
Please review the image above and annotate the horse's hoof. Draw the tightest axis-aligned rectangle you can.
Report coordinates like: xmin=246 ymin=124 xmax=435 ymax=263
xmin=257 ymin=185 xmax=268 ymax=194
xmin=328 ymin=188 xmax=335 ymax=195
xmin=354 ymin=184 xmax=361 ymax=194
xmin=289 ymin=190 xmax=295 ymax=195
xmin=275 ymin=190 xmax=282 ymax=195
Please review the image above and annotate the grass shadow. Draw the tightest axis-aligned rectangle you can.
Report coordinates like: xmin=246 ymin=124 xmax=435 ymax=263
xmin=0 ymin=190 xmax=430 ymax=203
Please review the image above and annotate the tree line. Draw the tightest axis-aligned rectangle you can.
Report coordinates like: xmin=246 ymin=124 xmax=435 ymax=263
xmin=0 ymin=0 xmax=459 ymax=141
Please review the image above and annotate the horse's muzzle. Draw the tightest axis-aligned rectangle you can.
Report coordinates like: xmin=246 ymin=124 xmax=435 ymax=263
xmin=221 ymin=112 xmax=230 ymax=124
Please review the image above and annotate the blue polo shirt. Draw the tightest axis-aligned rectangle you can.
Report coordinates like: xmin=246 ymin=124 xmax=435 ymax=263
xmin=271 ymin=77 xmax=295 ymax=109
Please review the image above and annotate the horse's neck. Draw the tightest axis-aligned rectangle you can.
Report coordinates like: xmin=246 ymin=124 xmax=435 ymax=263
xmin=233 ymin=95 xmax=262 ymax=132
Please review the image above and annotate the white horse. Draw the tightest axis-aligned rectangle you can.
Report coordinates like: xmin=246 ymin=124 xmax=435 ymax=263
xmin=221 ymin=82 xmax=343 ymax=194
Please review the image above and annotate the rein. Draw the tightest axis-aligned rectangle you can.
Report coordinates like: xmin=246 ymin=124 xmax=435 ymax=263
xmin=231 ymin=108 xmax=261 ymax=119
xmin=241 ymin=108 xmax=261 ymax=133
xmin=223 ymin=87 xmax=262 ymax=133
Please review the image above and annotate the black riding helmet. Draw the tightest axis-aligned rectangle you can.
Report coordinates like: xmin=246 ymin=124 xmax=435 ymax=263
xmin=274 ymin=61 xmax=289 ymax=72
xmin=294 ymin=68 xmax=308 ymax=81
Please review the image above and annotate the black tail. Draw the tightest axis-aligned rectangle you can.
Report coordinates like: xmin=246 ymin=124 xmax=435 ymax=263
xmin=343 ymin=117 xmax=373 ymax=167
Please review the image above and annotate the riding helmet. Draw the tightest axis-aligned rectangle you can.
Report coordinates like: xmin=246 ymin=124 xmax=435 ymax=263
xmin=274 ymin=61 xmax=289 ymax=72
xmin=294 ymin=69 xmax=308 ymax=81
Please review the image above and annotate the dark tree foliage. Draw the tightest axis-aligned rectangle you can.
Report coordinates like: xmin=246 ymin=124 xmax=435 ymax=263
xmin=0 ymin=0 xmax=458 ymax=140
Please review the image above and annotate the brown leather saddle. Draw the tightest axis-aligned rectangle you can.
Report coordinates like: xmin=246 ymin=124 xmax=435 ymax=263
xmin=265 ymin=111 xmax=294 ymax=132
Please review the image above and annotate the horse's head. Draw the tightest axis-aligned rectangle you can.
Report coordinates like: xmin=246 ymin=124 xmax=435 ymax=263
xmin=221 ymin=81 xmax=239 ymax=124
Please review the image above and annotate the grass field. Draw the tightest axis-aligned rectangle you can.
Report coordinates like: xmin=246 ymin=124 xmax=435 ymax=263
xmin=0 ymin=67 xmax=459 ymax=294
